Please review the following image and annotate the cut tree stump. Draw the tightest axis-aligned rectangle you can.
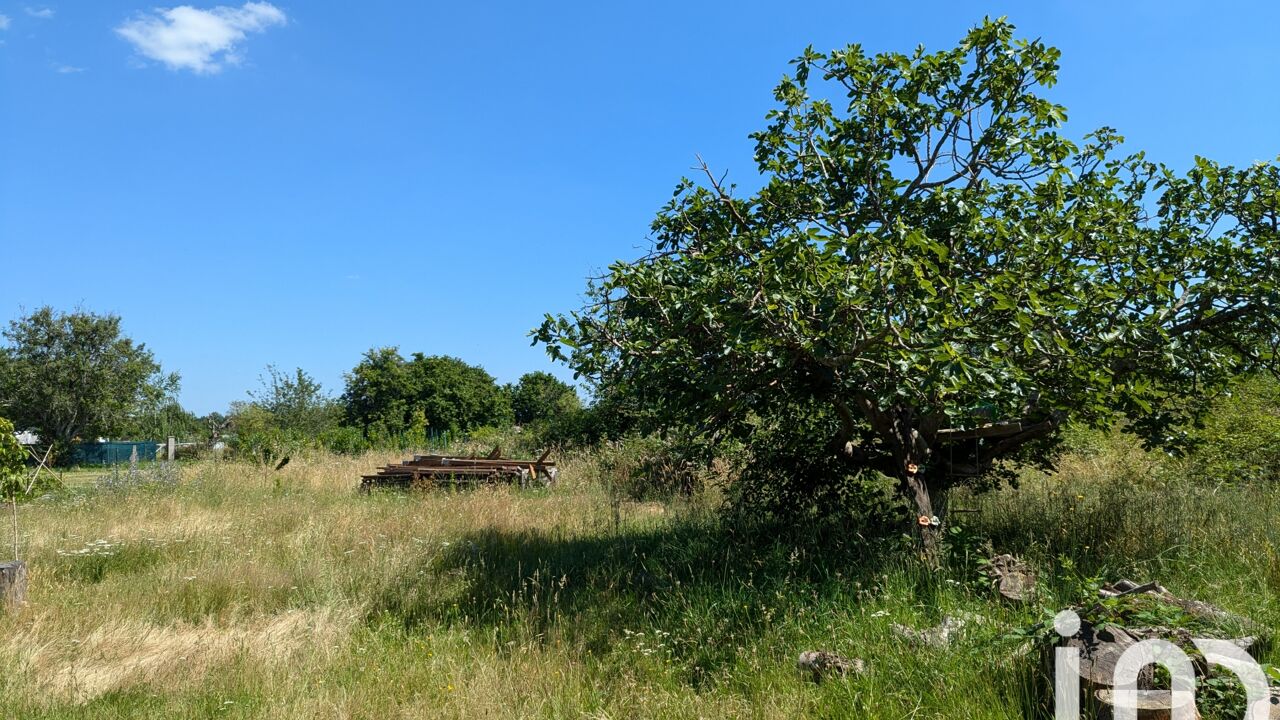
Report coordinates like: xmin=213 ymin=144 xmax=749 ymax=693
xmin=1095 ymin=688 xmax=1201 ymax=720
xmin=0 ymin=561 xmax=28 ymax=613
xmin=1062 ymin=622 xmax=1154 ymax=690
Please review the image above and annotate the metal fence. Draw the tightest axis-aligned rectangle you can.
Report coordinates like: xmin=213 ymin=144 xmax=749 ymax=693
xmin=70 ymin=441 xmax=162 ymax=466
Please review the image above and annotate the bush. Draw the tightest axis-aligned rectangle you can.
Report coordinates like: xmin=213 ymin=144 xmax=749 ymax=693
xmin=593 ymin=435 xmax=700 ymax=500
xmin=1183 ymin=374 xmax=1280 ymax=484
xmin=318 ymin=426 xmax=369 ymax=455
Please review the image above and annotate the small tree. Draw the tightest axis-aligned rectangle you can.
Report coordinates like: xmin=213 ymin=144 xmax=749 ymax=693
xmin=0 ymin=307 xmax=178 ymax=455
xmin=246 ymin=365 xmax=341 ymax=437
xmin=537 ymin=19 xmax=1279 ymax=554
xmin=511 ymin=371 xmax=581 ymax=425
xmin=230 ymin=366 xmax=342 ymax=462
xmin=0 ymin=418 xmax=28 ymax=559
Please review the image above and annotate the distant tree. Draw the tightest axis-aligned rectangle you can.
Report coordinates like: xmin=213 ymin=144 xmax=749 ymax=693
xmin=342 ymin=349 xmax=511 ymax=436
xmin=1184 ymin=374 xmax=1280 ymax=484
xmin=227 ymin=366 xmax=343 ymax=462
xmin=510 ymin=371 xmax=580 ymax=425
xmin=246 ymin=365 xmax=341 ymax=437
xmin=537 ymin=19 xmax=1280 ymax=554
xmin=341 ymin=347 xmax=415 ymax=436
xmin=122 ymin=400 xmax=204 ymax=441
xmin=405 ymin=354 xmax=512 ymax=433
xmin=202 ymin=412 xmax=231 ymax=443
xmin=0 ymin=307 xmax=178 ymax=454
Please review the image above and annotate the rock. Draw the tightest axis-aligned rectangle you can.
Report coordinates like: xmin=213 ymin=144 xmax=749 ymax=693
xmin=988 ymin=554 xmax=1036 ymax=602
xmin=796 ymin=650 xmax=864 ymax=682
xmin=0 ymin=560 xmax=28 ymax=613
xmin=891 ymin=613 xmax=980 ymax=648
xmin=1094 ymin=689 xmax=1201 ymax=720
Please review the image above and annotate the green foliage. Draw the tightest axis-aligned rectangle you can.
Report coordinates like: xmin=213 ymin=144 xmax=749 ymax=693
xmin=1183 ymin=374 xmax=1280 ymax=483
xmin=119 ymin=400 xmax=205 ymax=442
xmin=0 ymin=417 xmax=25 ymax=501
xmin=247 ymin=365 xmax=342 ymax=437
xmin=229 ymin=366 xmax=347 ymax=460
xmin=227 ymin=403 xmax=290 ymax=462
xmin=527 ymin=379 xmax=653 ymax=451
xmin=342 ymin=349 xmax=512 ymax=438
xmin=725 ymin=401 xmax=908 ymax=528
xmin=537 ymin=18 xmax=1280 ymax=521
xmin=509 ymin=371 xmax=580 ymax=425
xmin=316 ymin=425 xmax=369 ymax=455
xmin=0 ymin=307 xmax=179 ymax=454
xmin=592 ymin=434 xmax=707 ymax=501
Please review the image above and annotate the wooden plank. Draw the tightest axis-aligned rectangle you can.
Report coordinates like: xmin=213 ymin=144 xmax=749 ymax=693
xmin=935 ymin=421 xmax=1024 ymax=441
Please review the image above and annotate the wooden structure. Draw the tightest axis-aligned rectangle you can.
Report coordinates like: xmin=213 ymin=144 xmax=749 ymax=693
xmin=360 ymin=448 xmax=556 ymax=492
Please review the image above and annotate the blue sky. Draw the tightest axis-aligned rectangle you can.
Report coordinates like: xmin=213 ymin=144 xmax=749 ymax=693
xmin=2 ymin=1 xmax=1277 ymax=415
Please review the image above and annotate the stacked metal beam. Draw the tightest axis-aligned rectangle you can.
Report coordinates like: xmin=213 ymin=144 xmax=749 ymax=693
xmin=359 ymin=448 xmax=556 ymax=492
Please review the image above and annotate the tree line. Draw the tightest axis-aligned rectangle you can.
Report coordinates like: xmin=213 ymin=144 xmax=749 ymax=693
xmin=0 ymin=307 xmax=582 ymax=463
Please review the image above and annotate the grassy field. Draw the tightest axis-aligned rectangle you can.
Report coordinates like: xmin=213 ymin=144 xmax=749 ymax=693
xmin=0 ymin=441 xmax=1276 ymax=719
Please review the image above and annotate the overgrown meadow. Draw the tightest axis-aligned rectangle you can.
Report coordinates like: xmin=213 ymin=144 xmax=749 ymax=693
xmin=1 ymin=433 xmax=1277 ymax=720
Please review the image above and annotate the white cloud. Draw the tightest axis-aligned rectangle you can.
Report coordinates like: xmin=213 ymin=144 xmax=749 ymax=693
xmin=54 ymin=63 xmax=84 ymax=73
xmin=0 ymin=14 xmax=11 ymax=29
xmin=115 ymin=2 xmax=285 ymax=74
xmin=25 ymin=7 xmax=55 ymax=19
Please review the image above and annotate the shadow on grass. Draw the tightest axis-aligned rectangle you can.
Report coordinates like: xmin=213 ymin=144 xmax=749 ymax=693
xmin=368 ymin=513 xmax=949 ymax=686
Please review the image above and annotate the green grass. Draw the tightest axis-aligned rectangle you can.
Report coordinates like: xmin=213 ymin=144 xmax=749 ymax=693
xmin=0 ymin=442 xmax=1275 ymax=718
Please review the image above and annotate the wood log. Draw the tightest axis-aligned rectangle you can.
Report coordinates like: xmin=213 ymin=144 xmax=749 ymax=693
xmin=935 ymin=421 xmax=1024 ymax=440
xmin=1095 ymin=689 xmax=1201 ymax=720
xmin=0 ymin=560 xmax=28 ymax=613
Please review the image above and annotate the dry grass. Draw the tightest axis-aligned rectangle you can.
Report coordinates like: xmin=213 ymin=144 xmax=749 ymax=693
xmin=0 ymin=444 xmax=1273 ymax=719
xmin=10 ymin=606 xmax=354 ymax=703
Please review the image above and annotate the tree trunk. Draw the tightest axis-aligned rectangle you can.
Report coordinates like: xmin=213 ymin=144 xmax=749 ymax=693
xmin=890 ymin=409 xmax=940 ymax=566
xmin=904 ymin=466 xmax=940 ymax=565
xmin=0 ymin=561 xmax=28 ymax=614
xmin=842 ymin=398 xmax=942 ymax=564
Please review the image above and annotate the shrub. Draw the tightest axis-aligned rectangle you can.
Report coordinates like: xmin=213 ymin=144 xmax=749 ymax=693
xmin=1183 ymin=374 xmax=1280 ymax=484
xmin=589 ymin=434 xmax=710 ymax=500
xmin=0 ymin=417 xmax=25 ymax=500
xmin=318 ymin=426 xmax=369 ymax=455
